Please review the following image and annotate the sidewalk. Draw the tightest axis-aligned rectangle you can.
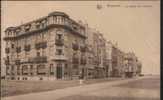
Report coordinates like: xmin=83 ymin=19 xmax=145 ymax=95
xmin=1 ymin=77 xmax=123 ymax=97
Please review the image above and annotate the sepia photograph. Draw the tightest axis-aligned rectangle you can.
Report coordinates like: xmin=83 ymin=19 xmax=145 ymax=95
xmin=1 ymin=1 xmax=160 ymax=100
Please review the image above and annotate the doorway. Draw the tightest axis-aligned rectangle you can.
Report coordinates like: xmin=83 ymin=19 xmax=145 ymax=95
xmin=56 ymin=64 xmax=62 ymax=79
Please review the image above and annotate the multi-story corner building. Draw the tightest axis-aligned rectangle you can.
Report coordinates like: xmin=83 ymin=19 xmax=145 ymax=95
xmin=4 ymin=11 xmax=87 ymax=80
xmin=123 ymin=52 xmax=141 ymax=77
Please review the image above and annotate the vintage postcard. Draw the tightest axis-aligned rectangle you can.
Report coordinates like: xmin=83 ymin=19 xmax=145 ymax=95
xmin=1 ymin=1 xmax=160 ymax=100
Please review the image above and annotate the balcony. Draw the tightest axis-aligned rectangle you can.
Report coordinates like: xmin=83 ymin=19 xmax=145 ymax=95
xmin=53 ymin=55 xmax=67 ymax=61
xmin=35 ymin=56 xmax=47 ymax=63
xmin=29 ymin=56 xmax=47 ymax=63
xmin=55 ymin=39 xmax=64 ymax=46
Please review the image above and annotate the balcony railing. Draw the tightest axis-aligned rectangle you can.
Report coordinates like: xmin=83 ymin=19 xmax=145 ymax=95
xmin=53 ymin=55 xmax=67 ymax=61
xmin=34 ymin=56 xmax=47 ymax=63
xmin=35 ymin=42 xmax=47 ymax=50
xmin=29 ymin=56 xmax=47 ymax=63
xmin=55 ymin=39 xmax=64 ymax=46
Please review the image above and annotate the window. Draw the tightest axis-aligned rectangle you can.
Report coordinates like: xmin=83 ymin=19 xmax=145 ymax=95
xmin=56 ymin=49 xmax=63 ymax=55
xmin=5 ymin=48 xmax=10 ymax=54
xmin=25 ymin=28 xmax=30 ymax=32
xmin=36 ymin=22 xmax=40 ymax=29
xmin=22 ymin=65 xmax=28 ymax=75
xmin=56 ymin=34 xmax=63 ymax=40
xmin=37 ymin=52 xmax=40 ymax=57
xmin=35 ymin=43 xmax=40 ymax=50
xmin=17 ymin=66 xmax=20 ymax=75
xmin=42 ymin=42 xmax=47 ymax=49
xmin=73 ymin=65 xmax=78 ymax=69
xmin=7 ymin=56 xmax=9 ymax=59
xmin=72 ymin=40 xmax=79 ymax=50
xmin=65 ymin=64 xmax=68 ymax=69
xmin=11 ymin=44 xmax=14 ymax=48
xmin=37 ymin=65 xmax=46 ymax=75
xmin=30 ymin=65 xmax=33 ymax=69
xmin=50 ymin=64 xmax=54 ymax=75
xmin=30 ymin=65 xmax=33 ymax=75
xmin=6 ymin=66 xmax=10 ymax=75
xmin=16 ymin=47 xmax=21 ymax=53
xmin=11 ymin=66 xmax=14 ymax=71
xmin=24 ymin=45 xmax=31 ymax=51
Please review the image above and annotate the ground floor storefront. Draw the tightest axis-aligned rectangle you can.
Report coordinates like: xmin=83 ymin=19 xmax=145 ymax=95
xmin=5 ymin=61 xmax=108 ymax=81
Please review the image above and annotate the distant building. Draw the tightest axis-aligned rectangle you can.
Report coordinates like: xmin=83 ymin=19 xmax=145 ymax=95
xmin=107 ymin=41 xmax=125 ymax=77
xmin=93 ymin=32 xmax=107 ymax=78
xmin=136 ymin=60 xmax=142 ymax=76
xmin=105 ymin=41 xmax=113 ymax=77
xmin=124 ymin=52 xmax=141 ymax=77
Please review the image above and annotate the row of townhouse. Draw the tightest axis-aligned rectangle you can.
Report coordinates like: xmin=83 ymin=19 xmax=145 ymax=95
xmin=3 ymin=11 xmax=142 ymax=81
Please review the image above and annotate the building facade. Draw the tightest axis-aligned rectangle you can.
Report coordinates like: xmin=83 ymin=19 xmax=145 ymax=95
xmin=85 ymin=26 xmax=107 ymax=79
xmin=4 ymin=11 xmax=87 ymax=80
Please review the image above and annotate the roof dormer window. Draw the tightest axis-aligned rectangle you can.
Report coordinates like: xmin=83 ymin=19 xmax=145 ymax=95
xmin=36 ymin=22 xmax=41 ymax=29
xmin=15 ymin=28 xmax=21 ymax=35
xmin=41 ymin=19 xmax=47 ymax=28
xmin=25 ymin=24 xmax=31 ymax=32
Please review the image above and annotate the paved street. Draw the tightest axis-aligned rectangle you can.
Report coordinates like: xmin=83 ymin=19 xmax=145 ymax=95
xmin=1 ymin=75 xmax=160 ymax=100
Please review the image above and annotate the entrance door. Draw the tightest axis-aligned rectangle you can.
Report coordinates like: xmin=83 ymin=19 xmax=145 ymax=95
xmin=56 ymin=64 xmax=62 ymax=79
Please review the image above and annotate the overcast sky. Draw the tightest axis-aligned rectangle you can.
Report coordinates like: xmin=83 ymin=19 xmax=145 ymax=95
xmin=1 ymin=1 xmax=160 ymax=75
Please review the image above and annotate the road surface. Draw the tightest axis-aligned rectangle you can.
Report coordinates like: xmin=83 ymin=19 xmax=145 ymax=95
xmin=1 ymin=75 xmax=160 ymax=100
